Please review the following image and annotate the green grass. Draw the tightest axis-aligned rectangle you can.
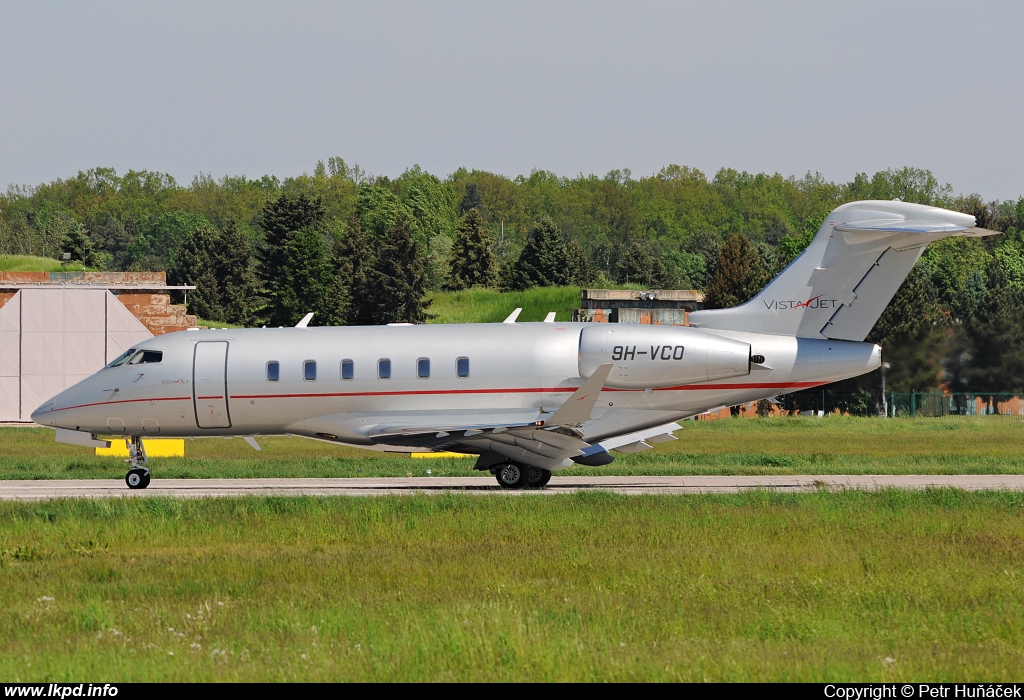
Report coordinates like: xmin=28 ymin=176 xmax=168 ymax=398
xmin=3 ymin=416 xmax=1024 ymax=481
xmin=427 ymin=286 xmax=582 ymax=324
xmin=0 ymin=255 xmax=85 ymax=272
xmin=2 ymin=491 xmax=1023 ymax=681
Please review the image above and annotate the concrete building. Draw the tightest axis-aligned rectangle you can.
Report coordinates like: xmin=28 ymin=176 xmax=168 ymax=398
xmin=572 ymin=289 xmax=705 ymax=326
xmin=0 ymin=272 xmax=195 ymax=421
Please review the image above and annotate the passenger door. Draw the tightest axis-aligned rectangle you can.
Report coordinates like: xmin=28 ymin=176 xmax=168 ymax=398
xmin=193 ymin=341 xmax=231 ymax=428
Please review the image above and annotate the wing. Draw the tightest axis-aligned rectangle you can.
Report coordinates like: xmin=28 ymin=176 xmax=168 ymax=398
xmin=368 ymin=365 xmax=619 ymax=470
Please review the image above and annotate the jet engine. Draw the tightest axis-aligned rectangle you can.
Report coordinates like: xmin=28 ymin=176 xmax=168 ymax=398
xmin=578 ymin=325 xmax=751 ymax=388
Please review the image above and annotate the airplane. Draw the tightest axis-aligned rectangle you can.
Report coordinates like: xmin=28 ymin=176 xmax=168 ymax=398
xmin=31 ymin=200 xmax=996 ymax=489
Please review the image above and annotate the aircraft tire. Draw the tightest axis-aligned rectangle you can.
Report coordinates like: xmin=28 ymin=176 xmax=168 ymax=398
xmin=494 ymin=463 xmax=528 ymax=489
xmin=526 ymin=467 xmax=552 ymax=488
xmin=126 ymin=468 xmax=151 ymax=490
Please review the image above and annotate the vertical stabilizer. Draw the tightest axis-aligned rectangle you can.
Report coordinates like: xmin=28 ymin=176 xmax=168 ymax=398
xmin=688 ymin=200 xmax=996 ymax=341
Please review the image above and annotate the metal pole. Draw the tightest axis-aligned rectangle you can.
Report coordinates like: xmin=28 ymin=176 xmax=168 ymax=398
xmin=880 ymin=362 xmax=890 ymax=417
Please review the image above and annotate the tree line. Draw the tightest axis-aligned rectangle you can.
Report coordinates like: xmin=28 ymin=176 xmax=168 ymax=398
xmin=2 ymin=160 xmax=1024 ymax=400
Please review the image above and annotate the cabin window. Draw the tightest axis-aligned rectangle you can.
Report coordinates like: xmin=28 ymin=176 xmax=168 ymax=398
xmin=341 ymin=359 xmax=354 ymax=380
xmin=304 ymin=360 xmax=317 ymax=381
xmin=128 ymin=350 xmax=163 ymax=365
xmin=457 ymin=357 xmax=470 ymax=378
xmin=107 ymin=349 xmax=136 ymax=368
xmin=417 ymin=358 xmax=430 ymax=379
xmin=266 ymin=361 xmax=280 ymax=382
xmin=378 ymin=359 xmax=391 ymax=379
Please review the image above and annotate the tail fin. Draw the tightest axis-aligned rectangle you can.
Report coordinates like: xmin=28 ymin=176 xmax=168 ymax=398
xmin=688 ymin=200 xmax=998 ymax=341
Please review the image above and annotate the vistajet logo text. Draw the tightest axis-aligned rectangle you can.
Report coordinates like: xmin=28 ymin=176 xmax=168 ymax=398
xmin=764 ymin=295 xmax=838 ymax=311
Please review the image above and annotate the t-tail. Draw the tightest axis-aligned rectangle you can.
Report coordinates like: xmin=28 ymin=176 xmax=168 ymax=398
xmin=688 ymin=200 xmax=998 ymax=341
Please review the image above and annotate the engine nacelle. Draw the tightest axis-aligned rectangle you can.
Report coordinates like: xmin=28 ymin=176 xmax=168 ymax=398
xmin=579 ymin=325 xmax=751 ymax=388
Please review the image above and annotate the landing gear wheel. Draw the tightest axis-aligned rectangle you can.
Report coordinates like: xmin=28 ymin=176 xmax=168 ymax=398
xmin=526 ymin=467 xmax=552 ymax=488
xmin=126 ymin=468 xmax=151 ymax=490
xmin=494 ymin=463 xmax=528 ymax=489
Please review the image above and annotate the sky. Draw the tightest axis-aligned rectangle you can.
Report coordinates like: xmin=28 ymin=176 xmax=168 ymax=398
xmin=2 ymin=1 xmax=1022 ymax=200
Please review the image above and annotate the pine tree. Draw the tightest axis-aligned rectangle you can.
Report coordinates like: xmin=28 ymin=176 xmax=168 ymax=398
xmin=457 ymin=183 xmax=483 ymax=216
xmin=508 ymin=219 xmax=570 ymax=290
xmin=62 ymin=219 xmax=99 ymax=268
xmin=564 ymin=238 xmax=594 ymax=286
xmin=277 ymin=226 xmax=343 ymax=326
xmin=446 ymin=209 xmax=495 ymax=290
xmin=702 ymin=233 xmax=768 ymax=309
xmin=212 ymin=221 xmax=259 ymax=325
xmin=616 ymin=240 xmax=670 ymax=288
xmin=258 ymin=194 xmax=328 ymax=326
xmin=360 ymin=213 xmax=431 ymax=324
xmin=169 ymin=225 xmax=222 ymax=321
xmin=956 ymin=261 xmax=1024 ymax=394
xmin=334 ymin=217 xmax=373 ymax=325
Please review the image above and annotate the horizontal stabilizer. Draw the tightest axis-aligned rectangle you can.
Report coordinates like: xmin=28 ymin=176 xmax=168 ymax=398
xmin=688 ymin=201 xmax=996 ymax=341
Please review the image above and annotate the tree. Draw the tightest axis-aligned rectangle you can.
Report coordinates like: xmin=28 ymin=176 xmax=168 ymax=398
xmin=168 ymin=221 xmax=259 ymax=324
xmin=126 ymin=212 xmax=211 ymax=271
xmin=457 ymin=182 xmax=483 ymax=216
xmin=615 ymin=240 xmax=671 ymax=288
xmin=354 ymin=184 xmax=411 ymax=241
xmin=213 ymin=221 xmax=259 ymax=325
xmin=334 ymin=216 xmax=373 ymax=325
xmin=277 ymin=226 xmax=344 ymax=326
xmin=60 ymin=217 xmax=100 ymax=268
xmin=169 ymin=225 xmax=222 ymax=321
xmin=446 ymin=209 xmax=495 ymax=290
xmin=257 ymin=193 xmax=328 ymax=326
xmin=947 ymin=259 xmax=1024 ymax=396
xmin=702 ymin=233 xmax=769 ymax=309
xmin=508 ymin=219 xmax=569 ymax=290
xmin=360 ymin=213 xmax=431 ymax=324
xmin=564 ymin=238 xmax=594 ymax=286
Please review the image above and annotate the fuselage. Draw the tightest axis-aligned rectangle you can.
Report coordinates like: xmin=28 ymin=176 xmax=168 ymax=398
xmin=31 ymin=322 xmax=881 ymax=448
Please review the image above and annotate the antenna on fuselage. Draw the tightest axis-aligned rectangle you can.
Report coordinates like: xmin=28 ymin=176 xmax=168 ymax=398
xmin=503 ymin=308 xmax=522 ymax=324
xmin=543 ymin=312 xmax=556 ymax=323
xmin=295 ymin=312 xmax=314 ymax=328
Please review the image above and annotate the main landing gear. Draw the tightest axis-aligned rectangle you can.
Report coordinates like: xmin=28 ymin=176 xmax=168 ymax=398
xmin=493 ymin=462 xmax=552 ymax=489
xmin=124 ymin=436 xmax=151 ymax=490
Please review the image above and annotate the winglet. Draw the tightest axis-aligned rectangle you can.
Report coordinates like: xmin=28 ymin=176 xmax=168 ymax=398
xmin=296 ymin=312 xmax=314 ymax=328
xmin=503 ymin=308 xmax=522 ymax=324
xmin=547 ymin=364 xmax=613 ymax=426
xmin=543 ymin=312 xmax=556 ymax=322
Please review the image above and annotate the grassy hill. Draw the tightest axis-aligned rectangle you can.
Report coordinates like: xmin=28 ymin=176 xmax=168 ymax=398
xmin=0 ymin=255 xmax=84 ymax=272
xmin=426 ymin=286 xmax=581 ymax=324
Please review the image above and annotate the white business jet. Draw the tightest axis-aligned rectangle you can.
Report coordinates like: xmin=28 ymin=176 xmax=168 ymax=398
xmin=32 ymin=201 xmax=994 ymax=489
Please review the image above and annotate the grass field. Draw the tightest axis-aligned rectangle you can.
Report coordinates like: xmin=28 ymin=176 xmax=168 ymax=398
xmin=426 ymin=286 xmax=582 ymax=324
xmin=2 ymin=490 xmax=1023 ymax=681
xmin=2 ymin=416 xmax=1022 ymax=481
xmin=0 ymin=255 xmax=85 ymax=273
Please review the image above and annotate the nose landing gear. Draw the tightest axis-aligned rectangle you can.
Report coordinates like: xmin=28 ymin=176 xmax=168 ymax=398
xmin=124 ymin=436 xmax=151 ymax=490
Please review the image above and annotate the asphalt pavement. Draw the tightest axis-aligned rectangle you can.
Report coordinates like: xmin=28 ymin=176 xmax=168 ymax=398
xmin=1 ymin=474 xmax=1024 ymax=499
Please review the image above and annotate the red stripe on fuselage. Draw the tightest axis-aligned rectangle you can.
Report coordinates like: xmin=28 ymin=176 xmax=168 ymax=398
xmin=45 ymin=396 xmax=192 ymax=413
xmin=42 ymin=381 xmax=825 ymax=414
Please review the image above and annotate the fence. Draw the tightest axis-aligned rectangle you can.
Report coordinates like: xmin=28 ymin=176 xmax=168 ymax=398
xmin=702 ymin=392 xmax=1024 ymax=419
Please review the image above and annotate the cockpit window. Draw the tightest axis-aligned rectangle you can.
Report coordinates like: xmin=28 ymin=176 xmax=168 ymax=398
xmin=128 ymin=350 xmax=163 ymax=365
xmin=106 ymin=349 xmax=137 ymax=368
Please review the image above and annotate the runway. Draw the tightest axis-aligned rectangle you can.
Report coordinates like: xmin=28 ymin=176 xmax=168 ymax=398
xmin=2 ymin=474 xmax=1024 ymax=499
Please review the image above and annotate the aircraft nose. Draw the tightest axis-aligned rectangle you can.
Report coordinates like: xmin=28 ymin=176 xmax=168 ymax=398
xmin=30 ymin=388 xmax=67 ymax=425
xmin=31 ymin=401 xmax=55 ymax=426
